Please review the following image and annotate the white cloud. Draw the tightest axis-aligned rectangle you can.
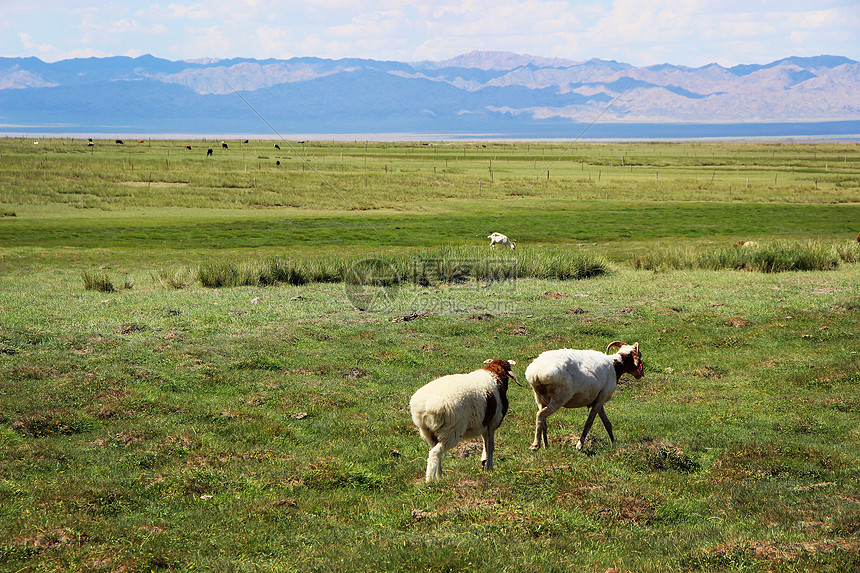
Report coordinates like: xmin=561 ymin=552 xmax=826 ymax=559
xmin=328 ymin=9 xmax=413 ymax=40
xmin=177 ymin=25 xmax=230 ymax=57
xmin=106 ymin=19 xmax=168 ymax=35
xmin=18 ymin=33 xmax=54 ymax=55
xmin=165 ymin=3 xmax=212 ymax=19
xmin=65 ymin=47 xmax=112 ymax=59
xmin=2 ymin=0 xmax=858 ymax=65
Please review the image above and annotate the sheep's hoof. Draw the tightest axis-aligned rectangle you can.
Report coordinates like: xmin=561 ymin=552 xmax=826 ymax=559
xmin=575 ymin=440 xmax=584 ymax=451
xmin=529 ymin=444 xmax=541 ymax=451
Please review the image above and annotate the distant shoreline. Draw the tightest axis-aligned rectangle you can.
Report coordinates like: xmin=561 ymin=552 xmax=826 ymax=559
xmin=3 ymin=120 xmax=860 ymax=143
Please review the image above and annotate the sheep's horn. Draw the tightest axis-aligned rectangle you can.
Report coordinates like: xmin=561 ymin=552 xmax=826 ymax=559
xmin=484 ymin=358 xmax=516 ymax=366
xmin=510 ymin=370 xmax=523 ymax=387
xmin=605 ymin=341 xmax=625 ymax=354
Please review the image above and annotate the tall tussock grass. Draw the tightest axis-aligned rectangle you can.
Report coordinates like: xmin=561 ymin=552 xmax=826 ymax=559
xmin=834 ymin=240 xmax=860 ymax=264
xmin=631 ymin=240 xmax=846 ymax=272
xmin=515 ymin=247 xmax=610 ymax=280
xmin=197 ymin=262 xmax=258 ymax=288
xmin=155 ymin=267 xmax=193 ymax=289
xmin=82 ymin=271 xmax=116 ymax=292
xmin=82 ymin=271 xmax=133 ymax=292
xmin=392 ymin=246 xmax=608 ymax=284
xmin=191 ymin=247 xmax=609 ymax=289
xmin=167 ymin=241 xmax=855 ymax=290
xmin=198 ymin=257 xmax=347 ymax=288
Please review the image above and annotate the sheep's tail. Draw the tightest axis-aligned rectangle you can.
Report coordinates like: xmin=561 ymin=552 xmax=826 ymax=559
xmin=412 ymin=408 xmax=445 ymax=446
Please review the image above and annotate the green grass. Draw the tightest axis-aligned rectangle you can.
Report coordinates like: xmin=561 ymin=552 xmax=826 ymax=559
xmin=631 ymin=240 xmax=859 ymax=272
xmin=1 ymin=138 xmax=859 ymax=572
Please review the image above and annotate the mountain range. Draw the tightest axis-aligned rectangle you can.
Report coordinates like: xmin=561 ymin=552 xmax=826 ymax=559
xmin=1 ymin=51 xmax=859 ymax=138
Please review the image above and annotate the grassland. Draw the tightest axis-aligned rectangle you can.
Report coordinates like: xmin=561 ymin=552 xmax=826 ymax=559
xmin=0 ymin=137 xmax=859 ymax=572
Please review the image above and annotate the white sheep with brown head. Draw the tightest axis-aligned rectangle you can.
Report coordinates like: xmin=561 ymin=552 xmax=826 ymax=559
xmin=526 ymin=341 xmax=643 ymax=451
xmin=410 ymin=359 xmax=519 ymax=481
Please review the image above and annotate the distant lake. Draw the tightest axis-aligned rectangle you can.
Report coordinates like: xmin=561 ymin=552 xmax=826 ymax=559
xmin=3 ymin=120 xmax=860 ymax=142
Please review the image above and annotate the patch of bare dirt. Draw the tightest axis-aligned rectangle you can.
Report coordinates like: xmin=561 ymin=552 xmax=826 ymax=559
xmin=288 ymin=367 xmax=327 ymax=376
xmin=469 ymin=313 xmax=495 ymax=321
xmin=450 ymin=442 xmax=483 ymax=458
xmin=11 ymin=529 xmax=74 ymax=551
xmin=542 ymin=292 xmax=566 ymax=299
xmin=708 ymin=538 xmax=860 ymax=562
xmin=410 ymin=508 xmax=436 ymax=522
xmin=119 ymin=324 xmax=147 ymax=335
xmin=591 ymin=494 xmax=656 ymax=524
xmin=392 ymin=311 xmax=432 ymax=323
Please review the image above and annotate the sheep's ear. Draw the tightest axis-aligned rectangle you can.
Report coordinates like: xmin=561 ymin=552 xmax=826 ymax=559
xmin=508 ymin=360 xmax=516 ymax=366
xmin=606 ymin=341 xmax=625 ymax=354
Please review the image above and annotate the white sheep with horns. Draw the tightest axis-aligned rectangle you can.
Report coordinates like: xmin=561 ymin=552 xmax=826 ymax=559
xmin=487 ymin=232 xmax=516 ymax=250
xmin=526 ymin=341 xmax=643 ymax=451
xmin=410 ymin=359 xmax=519 ymax=481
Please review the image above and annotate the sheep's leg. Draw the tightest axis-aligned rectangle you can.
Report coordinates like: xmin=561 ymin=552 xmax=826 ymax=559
xmin=426 ymin=435 xmax=462 ymax=481
xmin=481 ymin=430 xmax=495 ymax=470
xmin=531 ymin=400 xmax=563 ymax=451
xmin=577 ymin=404 xmax=603 ymax=450
xmin=597 ymin=406 xmax=615 ymax=444
xmin=425 ymin=442 xmax=446 ymax=481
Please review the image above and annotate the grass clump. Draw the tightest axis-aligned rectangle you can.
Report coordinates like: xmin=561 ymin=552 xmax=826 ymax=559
xmin=193 ymin=248 xmax=609 ymax=290
xmin=516 ymin=247 xmax=610 ymax=279
xmin=82 ymin=271 xmax=121 ymax=292
xmin=155 ymin=266 xmax=193 ymax=289
xmin=259 ymin=258 xmax=308 ymax=286
xmin=402 ymin=246 xmax=607 ymax=283
xmin=834 ymin=240 xmax=860 ymax=264
xmin=631 ymin=240 xmax=841 ymax=272
xmin=196 ymin=257 xmax=345 ymax=288
xmin=197 ymin=262 xmax=261 ymax=288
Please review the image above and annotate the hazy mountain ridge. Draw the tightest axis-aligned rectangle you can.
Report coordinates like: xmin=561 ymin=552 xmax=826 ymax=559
xmin=1 ymin=51 xmax=858 ymax=135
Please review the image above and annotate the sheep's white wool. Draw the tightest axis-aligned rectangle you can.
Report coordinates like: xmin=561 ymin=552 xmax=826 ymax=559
xmin=410 ymin=360 xmax=516 ymax=481
xmin=411 ymin=370 xmax=501 ymax=441
xmin=488 ymin=232 xmax=515 ymax=250
xmin=526 ymin=349 xmax=618 ymax=409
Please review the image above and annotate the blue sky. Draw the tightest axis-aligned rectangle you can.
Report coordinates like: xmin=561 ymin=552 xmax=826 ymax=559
xmin=3 ymin=0 xmax=859 ymax=66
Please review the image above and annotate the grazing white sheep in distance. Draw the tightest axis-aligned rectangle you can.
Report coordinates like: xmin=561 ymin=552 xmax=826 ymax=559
xmin=526 ymin=341 xmax=643 ymax=452
xmin=410 ymin=359 xmax=519 ymax=481
xmin=488 ymin=232 xmax=516 ymax=250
